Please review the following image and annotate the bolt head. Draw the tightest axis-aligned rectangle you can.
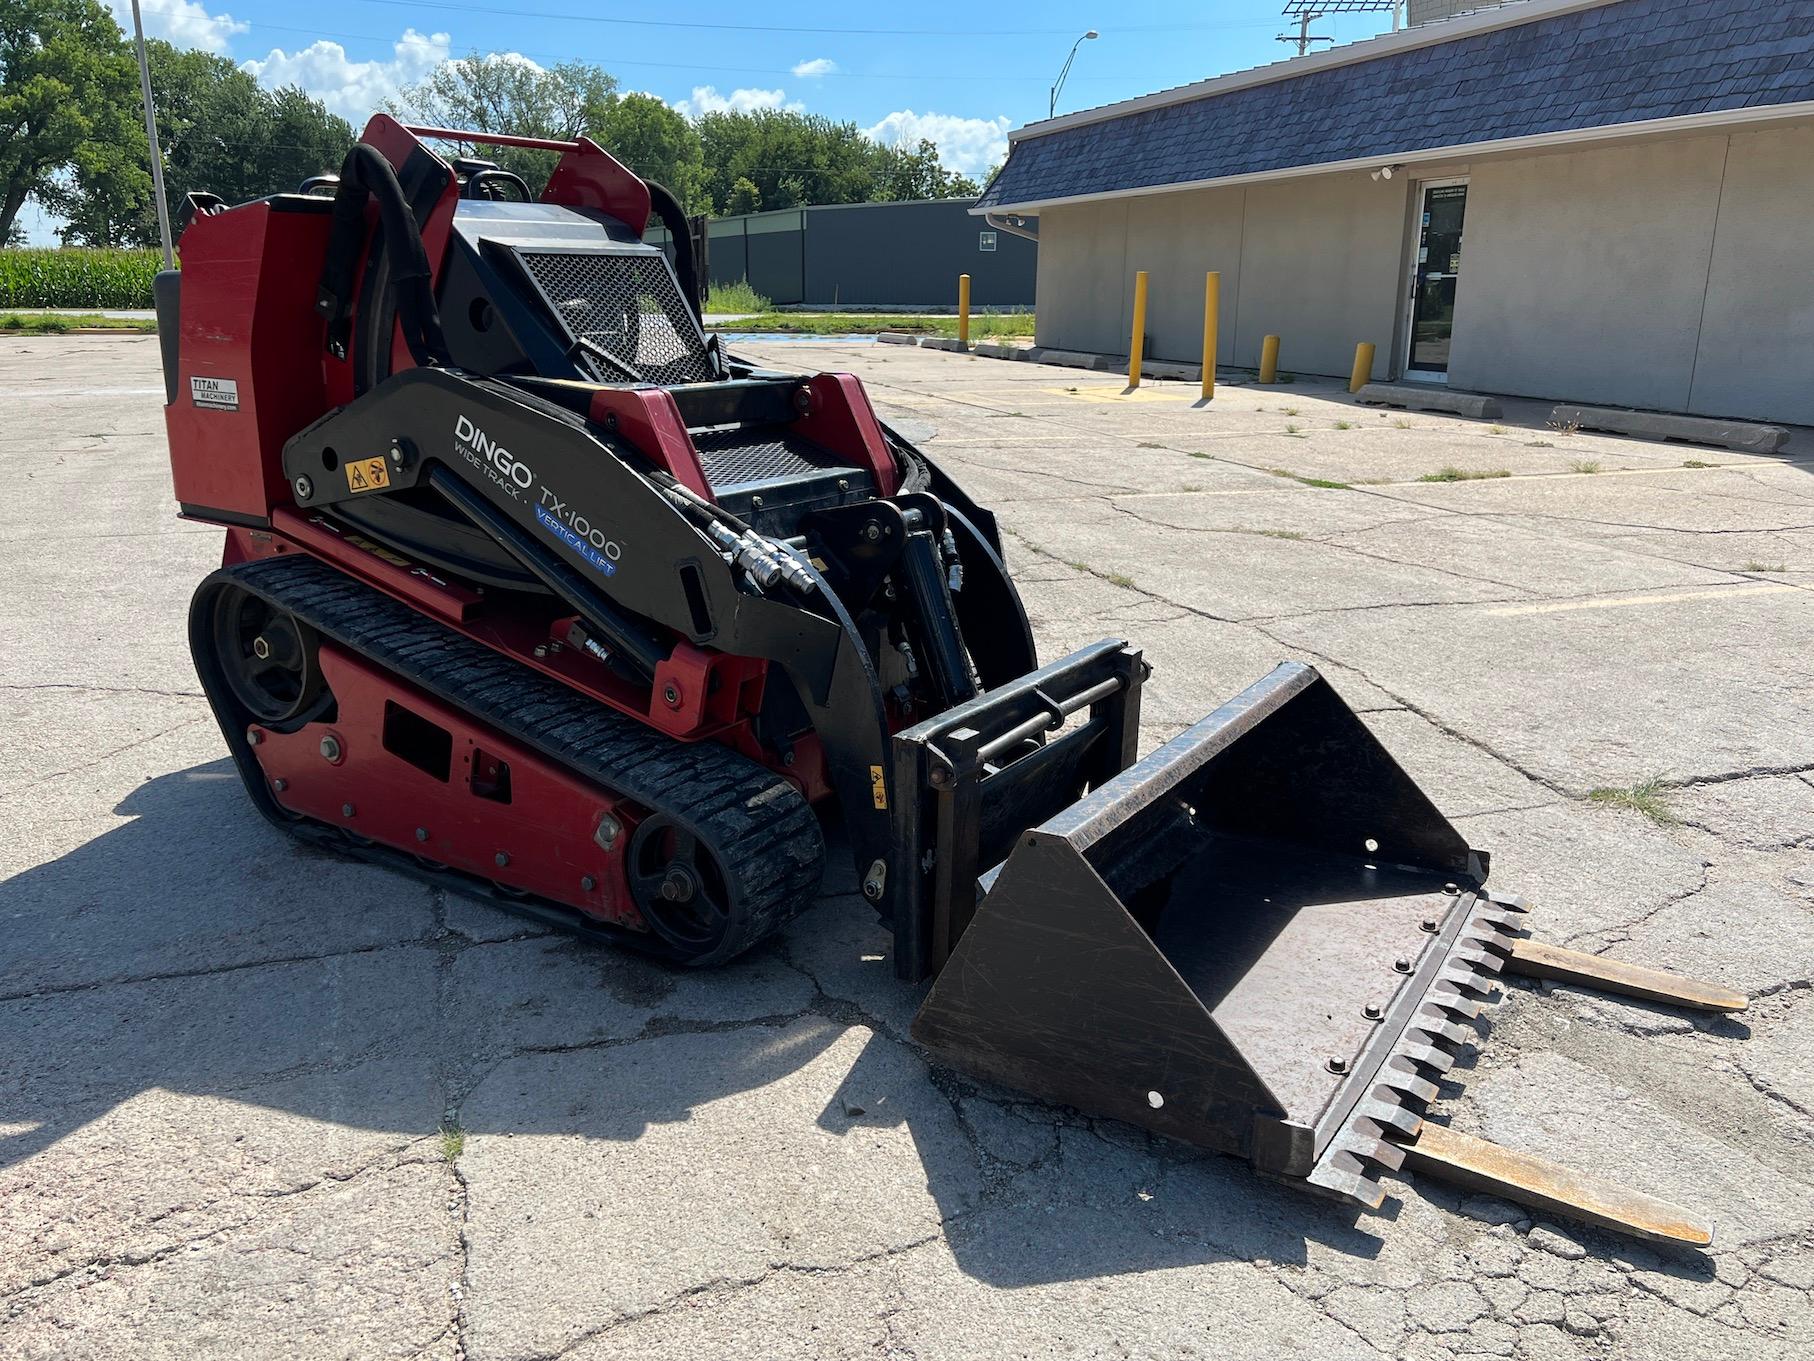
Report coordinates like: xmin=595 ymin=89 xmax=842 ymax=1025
xmin=251 ymin=635 xmax=272 ymax=660
xmin=1443 ymin=882 xmax=1460 ymax=894
xmin=415 ymin=827 xmax=429 ymax=843
xmin=272 ymin=777 xmax=288 ymax=793
xmin=580 ymin=875 xmax=597 ymax=892
xmin=1421 ymin=917 xmax=1439 ymax=933
xmin=532 ymin=644 xmax=548 ymax=658
xmin=389 ymin=442 xmax=405 ymax=465
xmin=862 ymin=880 xmax=883 ymax=901
xmin=1363 ymin=1002 xmax=1383 ymax=1021
xmin=594 ymin=813 xmax=622 ymax=852
xmin=863 ymin=522 xmax=882 ymax=543
xmin=319 ymin=734 xmax=342 ymax=763
xmin=494 ymin=852 xmax=510 ymax=868
xmin=342 ymin=802 xmax=355 ymax=817
xmin=1394 ymin=957 xmax=1412 ymax=973
xmin=246 ymin=726 xmax=263 ymax=746
xmin=1326 ymin=1056 xmax=1349 ymax=1075
xmin=662 ymin=683 xmax=681 ymax=707
xmin=294 ymin=475 xmax=313 ymax=500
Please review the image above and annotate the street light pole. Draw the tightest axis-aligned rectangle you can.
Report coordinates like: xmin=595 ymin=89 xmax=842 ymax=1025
xmin=129 ymin=0 xmax=174 ymax=268
xmin=1048 ymin=30 xmax=1099 ymax=120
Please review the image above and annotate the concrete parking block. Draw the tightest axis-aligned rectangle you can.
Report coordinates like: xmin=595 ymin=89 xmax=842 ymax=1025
xmin=1552 ymin=404 xmax=1791 ymax=453
xmin=1357 ymin=382 xmax=1505 ymax=419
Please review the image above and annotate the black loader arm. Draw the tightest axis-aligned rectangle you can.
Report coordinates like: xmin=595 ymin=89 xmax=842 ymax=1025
xmin=279 ymin=366 xmax=899 ymax=880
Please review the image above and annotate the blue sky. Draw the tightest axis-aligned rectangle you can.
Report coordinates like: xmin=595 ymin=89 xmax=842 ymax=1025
xmin=18 ymin=0 xmax=1401 ymax=242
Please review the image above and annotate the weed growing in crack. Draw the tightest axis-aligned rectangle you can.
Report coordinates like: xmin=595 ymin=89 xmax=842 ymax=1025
xmin=1683 ymin=459 xmax=1714 ymax=468
xmin=1418 ymin=466 xmax=1511 ymax=482
xmin=1188 ymin=451 xmax=1214 ymax=460
xmin=1547 ymin=415 xmax=1582 ymax=437
xmin=1266 ymin=468 xmax=1350 ymax=489
xmin=1587 ymin=778 xmax=1676 ymax=826
xmin=1137 ymin=440 xmax=1167 ymax=448
xmin=1333 ymin=419 xmax=1355 ymax=430
xmin=1282 ymin=406 xmax=1300 ymax=416
xmin=1488 ymin=424 xmax=1508 ymax=435
xmin=440 ymin=1120 xmax=466 ymax=1161
xmin=1234 ymin=527 xmax=1304 ymax=540
xmin=1570 ymin=460 xmax=1602 ymax=474
xmin=1743 ymin=560 xmax=1788 ymax=573
xmin=1393 ymin=417 xmax=1413 ymax=429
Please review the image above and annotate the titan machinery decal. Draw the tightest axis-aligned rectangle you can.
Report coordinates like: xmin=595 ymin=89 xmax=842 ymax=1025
xmin=190 ymin=376 xmax=240 ymax=411
xmin=454 ymin=413 xmax=623 ymax=578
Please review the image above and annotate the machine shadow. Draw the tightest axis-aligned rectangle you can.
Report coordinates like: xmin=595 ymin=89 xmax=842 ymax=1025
xmin=5 ymin=760 xmax=1386 ymax=1286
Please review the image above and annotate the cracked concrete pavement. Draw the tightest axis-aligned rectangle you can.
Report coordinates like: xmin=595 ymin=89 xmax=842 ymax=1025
xmin=2 ymin=335 xmax=1811 ymax=1359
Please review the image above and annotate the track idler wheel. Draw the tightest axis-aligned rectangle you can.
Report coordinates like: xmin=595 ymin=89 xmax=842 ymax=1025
xmin=627 ymin=813 xmax=747 ymax=964
xmin=208 ymin=584 xmax=329 ymax=728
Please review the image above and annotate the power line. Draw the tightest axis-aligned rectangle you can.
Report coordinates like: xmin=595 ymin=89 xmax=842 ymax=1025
xmin=350 ymin=0 xmax=1276 ymax=39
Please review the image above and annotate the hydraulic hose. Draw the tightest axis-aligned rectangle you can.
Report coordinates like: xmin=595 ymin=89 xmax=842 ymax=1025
xmin=646 ymin=181 xmax=703 ymax=322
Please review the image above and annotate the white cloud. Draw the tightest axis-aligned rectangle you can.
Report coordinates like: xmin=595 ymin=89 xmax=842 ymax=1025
xmin=672 ymin=85 xmax=803 ymax=118
xmin=242 ymin=28 xmax=452 ymax=125
xmin=863 ymin=110 xmax=1012 ymax=177
xmin=108 ymin=0 xmax=247 ymax=55
xmin=790 ymin=57 xmax=837 ymax=78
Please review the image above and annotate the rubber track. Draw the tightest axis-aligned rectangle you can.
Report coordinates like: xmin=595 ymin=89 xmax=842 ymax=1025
xmin=210 ymin=553 xmax=825 ymax=965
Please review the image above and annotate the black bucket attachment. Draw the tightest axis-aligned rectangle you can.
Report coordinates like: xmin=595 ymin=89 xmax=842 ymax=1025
xmin=911 ymin=661 xmax=1741 ymax=1244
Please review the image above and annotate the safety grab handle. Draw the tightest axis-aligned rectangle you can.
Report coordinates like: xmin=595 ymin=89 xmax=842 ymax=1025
xmin=402 ymin=124 xmax=587 ymax=153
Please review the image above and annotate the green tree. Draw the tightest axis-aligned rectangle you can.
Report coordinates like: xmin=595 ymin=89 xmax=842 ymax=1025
xmin=871 ymin=138 xmax=977 ymax=201
xmin=54 ymin=40 xmax=350 ymax=247
xmin=723 ymin=175 xmax=760 ymax=215
xmin=695 ymin=109 xmax=882 ymax=214
xmin=0 ymin=0 xmax=137 ymax=244
xmin=394 ymin=53 xmax=615 ymax=190
xmin=588 ymin=91 xmax=705 ymax=212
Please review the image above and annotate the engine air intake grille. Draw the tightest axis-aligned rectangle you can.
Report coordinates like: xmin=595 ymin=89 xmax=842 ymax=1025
xmin=515 ymin=248 xmax=716 ymax=386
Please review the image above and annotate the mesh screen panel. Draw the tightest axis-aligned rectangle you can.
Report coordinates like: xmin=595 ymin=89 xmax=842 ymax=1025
xmin=516 ymin=249 xmax=716 ymax=386
xmin=692 ymin=428 xmax=851 ymax=490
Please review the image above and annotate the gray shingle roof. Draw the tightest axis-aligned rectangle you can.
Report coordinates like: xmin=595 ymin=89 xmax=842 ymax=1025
xmin=977 ymin=0 xmax=1814 ymax=210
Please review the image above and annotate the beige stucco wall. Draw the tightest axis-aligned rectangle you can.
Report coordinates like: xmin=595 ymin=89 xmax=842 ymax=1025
xmin=1444 ymin=135 xmax=1729 ymax=410
xmin=1031 ymin=119 xmax=1814 ymax=425
xmin=1687 ymin=124 xmax=1814 ymax=425
xmin=1034 ymin=173 xmax=1408 ymax=373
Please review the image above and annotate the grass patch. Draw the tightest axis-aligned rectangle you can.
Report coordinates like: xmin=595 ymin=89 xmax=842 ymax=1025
xmin=1281 ymin=405 xmax=1300 ymax=416
xmin=1188 ymin=451 xmax=1214 ymax=460
xmin=1417 ymin=466 xmax=1512 ymax=483
xmin=1268 ymin=468 xmax=1349 ymax=489
xmin=1333 ymin=419 xmax=1355 ymax=430
xmin=1569 ymin=460 xmax=1602 ymax=474
xmin=1275 ymin=372 xmax=1297 ymax=384
xmin=1137 ymin=440 xmax=1167 ymax=448
xmin=702 ymin=279 xmax=773 ymax=313
xmin=439 ymin=1120 xmax=466 ymax=1162
xmin=1587 ymin=777 xmax=1676 ymax=826
xmin=1284 ymin=423 xmax=1301 ymax=434
xmin=1743 ymin=560 xmax=1788 ymax=573
xmin=1683 ymin=459 xmax=1714 ymax=469
xmin=0 ymin=311 xmax=156 ymax=334
xmin=1525 ymin=439 xmax=1554 ymax=448
xmin=1488 ymin=424 xmax=1508 ymax=435
xmin=1235 ymin=527 xmax=1305 ymax=540
xmin=1393 ymin=417 xmax=1413 ymax=429
xmin=711 ymin=309 xmax=1035 ymax=338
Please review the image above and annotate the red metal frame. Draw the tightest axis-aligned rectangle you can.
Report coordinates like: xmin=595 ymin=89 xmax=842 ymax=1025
xmin=252 ymin=643 xmax=647 ymax=929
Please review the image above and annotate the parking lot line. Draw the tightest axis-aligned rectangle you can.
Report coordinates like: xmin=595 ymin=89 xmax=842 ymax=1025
xmin=1486 ymin=583 xmax=1801 ymax=616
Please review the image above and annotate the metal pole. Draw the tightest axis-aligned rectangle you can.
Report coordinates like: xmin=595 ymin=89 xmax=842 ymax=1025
xmin=1127 ymin=270 xmax=1148 ymax=389
xmin=957 ymin=273 xmax=971 ymax=348
xmin=1201 ymin=271 xmax=1220 ymax=402
xmin=130 ymin=0 xmax=174 ymax=268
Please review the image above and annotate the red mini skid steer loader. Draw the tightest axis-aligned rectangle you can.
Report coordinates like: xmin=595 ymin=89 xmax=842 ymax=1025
xmin=158 ymin=118 xmax=1743 ymax=1246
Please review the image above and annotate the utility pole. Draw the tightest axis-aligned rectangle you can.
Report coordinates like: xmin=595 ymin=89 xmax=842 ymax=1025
xmin=1276 ymin=10 xmax=1331 ymax=57
xmin=129 ymin=0 xmax=174 ymax=268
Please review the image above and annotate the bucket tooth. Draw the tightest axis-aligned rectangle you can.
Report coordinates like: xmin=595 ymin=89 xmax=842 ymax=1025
xmin=1400 ymin=1122 xmax=1715 ymax=1248
xmin=1505 ymin=939 xmax=1749 ymax=1013
xmin=1400 ymin=1040 xmax=1457 ymax=1074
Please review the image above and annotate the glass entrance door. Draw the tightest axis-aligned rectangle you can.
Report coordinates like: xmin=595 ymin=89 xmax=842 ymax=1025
xmin=1407 ymin=182 xmax=1468 ymax=378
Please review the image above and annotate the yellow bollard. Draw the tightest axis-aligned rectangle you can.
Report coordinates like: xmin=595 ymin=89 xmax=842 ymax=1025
xmin=958 ymin=274 xmax=971 ymax=347
xmin=1201 ymin=271 xmax=1220 ymax=402
xmin=1128 ymin=271 xmax=1149 ymax=388
xmin=1350 ymin=341 xmax=1376 ymax=394
xmin=1259 ymin=334 xmax=1281 ymax=385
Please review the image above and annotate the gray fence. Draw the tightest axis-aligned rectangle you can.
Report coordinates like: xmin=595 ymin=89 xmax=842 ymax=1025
xmin=657 ymin=198 xmax=1036 ymax=309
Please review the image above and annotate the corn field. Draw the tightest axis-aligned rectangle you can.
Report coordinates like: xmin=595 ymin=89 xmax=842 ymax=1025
xmin=0 ymin=250 xmax=164 ymax=309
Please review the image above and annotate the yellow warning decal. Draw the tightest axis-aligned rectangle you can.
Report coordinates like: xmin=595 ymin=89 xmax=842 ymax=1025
xmin=869 ymin=764 xmax=887 ymax=810
xmin=345 ymin=456 xmax=391 ymax=494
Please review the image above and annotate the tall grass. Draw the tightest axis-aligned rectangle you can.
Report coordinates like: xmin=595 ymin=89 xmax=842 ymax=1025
xmin=703 ymin=279 xmax=772 ymax=314
xmin=0 ymin=249 xmax=163 ymax=309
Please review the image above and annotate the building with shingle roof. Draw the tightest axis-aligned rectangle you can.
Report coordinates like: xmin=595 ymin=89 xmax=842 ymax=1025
xmin=976 ymin=0 xmax=1814 ymax=423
